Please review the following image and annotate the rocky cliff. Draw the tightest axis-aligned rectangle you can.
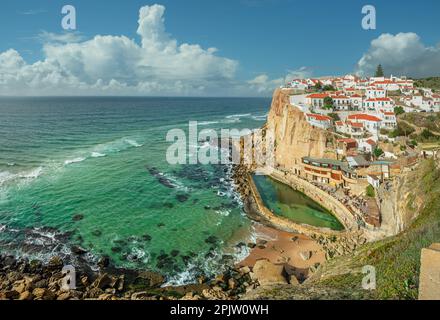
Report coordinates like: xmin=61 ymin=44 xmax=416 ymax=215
xmin=265 ymin=89 xmax=337 ymax=170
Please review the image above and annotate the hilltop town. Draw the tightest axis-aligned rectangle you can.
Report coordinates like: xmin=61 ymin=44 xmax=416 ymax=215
xmin=231 ymin=72 xmax=440 ymax=300
xmin=260 ymin=72 xmax=440 ymax=233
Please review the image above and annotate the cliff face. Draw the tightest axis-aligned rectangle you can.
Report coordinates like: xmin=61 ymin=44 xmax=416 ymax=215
xmin=265 ymin=89 xmax=337 ymax=170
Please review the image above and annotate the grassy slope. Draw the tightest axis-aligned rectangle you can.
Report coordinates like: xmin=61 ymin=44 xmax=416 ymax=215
xmin=414 ymin=77 xmax=440 ymax=91
xmin=319 ymin=159 xmax=440 ymax=299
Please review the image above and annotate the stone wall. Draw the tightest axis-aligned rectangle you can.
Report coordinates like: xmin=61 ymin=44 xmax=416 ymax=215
xmin=247 ymin=172 xmax=348 ymax=238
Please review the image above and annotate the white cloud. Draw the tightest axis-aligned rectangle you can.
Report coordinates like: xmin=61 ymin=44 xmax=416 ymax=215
xmin=247 ymin=74 xmax=284 ymax=93
xmin=37 ymin=31 xmax=85 ymax=44
xmin=356 ymin=32 xmax=440 ymax=78
xmin=0 ymin=4 xmax=239 ymax=96
xmin=284 ymin=66 xmax=313 ymax=80
xmin=246 ymin=66 xmax=313 ymax=94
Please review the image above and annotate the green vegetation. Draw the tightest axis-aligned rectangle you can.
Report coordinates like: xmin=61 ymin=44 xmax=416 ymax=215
xmin=414 ymin=77 xmax=440 ymax=91
xmin=373 ymin=147 xmax=384 ymax=158
xmin=324 ymin=97 xmax=333 ymax=110
xmin=375 ymin=64 xmax=384 ymax=77
xmin=328 ymin=113 xmax=340 ymax=122
xmin=323 ymin=85 xmax=336 ymax=91
xmin=388 ymin=90 xmax=402 ymax=97
xmin=318 ymin=159 xmax=440 ymax=300
xmin=401 ymin=112 xmax=440 ymax=133
xmin=388 ymin=122 xmax=415 ymax=138
xmin=314 ymin=81 xmax=322 ymax=91
xmin=366 ymin=185 xmax=375 ymax=198
xmin=394 ymin=106 xmax=405 ymax=116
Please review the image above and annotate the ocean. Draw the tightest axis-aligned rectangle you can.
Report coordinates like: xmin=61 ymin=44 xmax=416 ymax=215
xmin=0 ymin=97 xmax=270 ymax=284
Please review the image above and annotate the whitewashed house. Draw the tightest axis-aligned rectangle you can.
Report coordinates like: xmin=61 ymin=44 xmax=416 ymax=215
xmin=378 ymin=110 xmax=397 ymax=129
xmin=350 ymin=94 xmax=363 ymax=111
xmin=306 ymin=93 xmax=329 ymax=108
xmin=358 ymin=138 xmax=377 ymax=153
xmin=347 ymin=114 xmax=381 ymax=136
xmin=363 ymin=97 xmax=394 ymax=111
xmin=366 ymin=87 xmax=387 ymax=99
xmin=305 ymin=113 xmax=333 ymax=130
xmin=331 ymin=95 xmax=351 ymax=111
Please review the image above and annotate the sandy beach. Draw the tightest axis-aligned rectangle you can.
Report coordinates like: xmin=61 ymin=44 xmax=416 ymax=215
xmin=238 ymin=223 xmax=325 ymax=281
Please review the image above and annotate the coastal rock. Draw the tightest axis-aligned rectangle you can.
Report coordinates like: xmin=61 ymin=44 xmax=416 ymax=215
xmin=251 ymin=259 xmax=288 ymax=286
xmin=131 ymin=291 xmax=154 ymax=300
xmin=98 ymin=256 xmax=110 ymax=269
xmin=93 ymin=273 xmax=113 ymax=290
xmin=71 ymin=246 xmax=88 ymax=255
xmin=87 ymin=287 xmax=104 ymax=299
xmin=57 ymin=292 xmax=71 ymax=300
xmin=1 ymin=290 xmax=19 ymax=300
xmin=19 ymin=291 xmax=33 ymax=300
xmin=133 ymin=271 xmax=165 ymax=288
xmin=72 ymin=214 xmax=84 ymax=221
xmin=48 ymin=256 xmax=63 ymax=270
xmin=32 ymin=288 xmax=56 ymax=300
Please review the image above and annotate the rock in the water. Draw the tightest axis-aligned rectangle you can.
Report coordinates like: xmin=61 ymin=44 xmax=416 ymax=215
xmin=92 ymin=230 xmax=102 ymax=237
xmin=72 ymin=214 xmax=84 ymax=221
xmin=176 ymin=194 xmax=189 ymax=202
xmin=71 ymin=246 xmax=88 ymax=255
xmin=98 ymin=256 xmax=110 ymax=269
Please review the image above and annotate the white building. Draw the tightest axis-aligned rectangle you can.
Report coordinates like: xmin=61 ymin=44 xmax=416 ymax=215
xmin=335 ymin=120 xmax=365 ymax=138
xmin=347 ymin=114 xmax=381 ymax=136
xmin=306 ymin=113 xmax=333 ymax=130
xmin=363 ymin=97 xmax=394 ymax=112
xmin=358 ymin=138 xmax=377 ymax=154
xmin=306 ymin=93 xmax=329 ymax=108
xmin=378 ymin=110 xmax=397 ymax=129
xmin=366 ymin=87 xmax=387 ymax=99
xmin=331 ymin=95 xmax=351 ymax=111
xmin=350 ymin=94 xmax=363 ymax=110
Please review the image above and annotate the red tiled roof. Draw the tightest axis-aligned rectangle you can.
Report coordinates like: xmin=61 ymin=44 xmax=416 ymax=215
xmin=366 ymin=139 xmax=376 ymax=146
xmin=348 ymin=114 xmax=381 ymax=122
xmin=372 ymin=80 xmax=394 ymax=85
xmin=365 ymin=98 xmax=392 ymax=102
xmin=307 ymin=93 xmax=329 ymax=99
xmin=337 ymin=138 xmax=357 ymax=144
xmin=347 ymin=121 xmax=364 ymax=128
xmin=351 ymin=94 xmax=362 ymax=98
xmin=335 ymin=121 xmax=343 ymax=126
xmin=380 ymin=110 xmax=395 ymax=116
xmin=306 ymin=113 xmax=332 ymax=121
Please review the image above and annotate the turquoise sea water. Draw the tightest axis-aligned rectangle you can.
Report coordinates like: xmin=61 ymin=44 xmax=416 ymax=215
xmin=0 ymin=97 xmax=270 ymax=284
xmin=253 ymin=175 xmax=344 ymax=231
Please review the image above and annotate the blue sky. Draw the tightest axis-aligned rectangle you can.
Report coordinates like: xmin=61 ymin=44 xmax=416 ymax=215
xmin=1 ymin=0 xmax=440 ymax=96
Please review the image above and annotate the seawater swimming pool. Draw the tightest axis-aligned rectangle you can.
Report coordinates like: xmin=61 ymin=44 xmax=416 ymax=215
xmin=252 ymin=175 xmax=344 ymax=231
